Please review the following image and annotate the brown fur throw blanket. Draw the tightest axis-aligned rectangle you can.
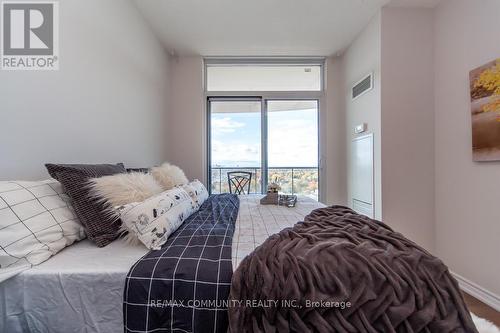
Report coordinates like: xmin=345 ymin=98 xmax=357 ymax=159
xmin=229 ymin=206 xmax=477 ymax=333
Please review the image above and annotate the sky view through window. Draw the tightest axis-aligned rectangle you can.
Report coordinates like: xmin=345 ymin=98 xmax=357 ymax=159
xmin=211 ymin=108 xmax=318 ymax=167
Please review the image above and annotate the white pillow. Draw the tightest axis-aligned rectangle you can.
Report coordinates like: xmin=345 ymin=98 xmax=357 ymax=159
xmin=117 ymin=187 xmax=196 ymax=250
xmin=181 ymin=179 xmax=209 ymax=208
xmin=0 ymin=179 xmax=86 ymax=282
xmin=88 ymin=172 xmax=163 ymax=207
xmin=151 ymin=162 xmax=188 ymax=190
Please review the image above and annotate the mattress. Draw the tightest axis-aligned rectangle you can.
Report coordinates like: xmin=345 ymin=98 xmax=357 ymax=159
xmin=0 ymin=195 xmax=324 ymax=333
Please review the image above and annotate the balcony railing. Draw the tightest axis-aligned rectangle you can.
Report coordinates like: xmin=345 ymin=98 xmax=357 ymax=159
xmin=210 ymin=166 xmax=319 ymax=200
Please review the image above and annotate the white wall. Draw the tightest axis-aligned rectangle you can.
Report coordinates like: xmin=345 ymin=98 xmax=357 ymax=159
xmin=0 ymin=0 xmax=170 ymax=180
xmin=380 ymin=8 xmax=435 ymax=251
xmin=434 ymin=0 xmax=500 ymax=297
xmin=324 ymin=56 xmax=347 ymax=206
xmin=341 ymin=13 xmax=383 ymax=219
xmin=338 ymin=0 xmax=499 ymax=302
xmin=168 ymin=56 xmax=205 ymax=183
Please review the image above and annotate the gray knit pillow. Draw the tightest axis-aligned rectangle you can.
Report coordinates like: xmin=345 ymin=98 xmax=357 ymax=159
xmin=45 ymin=163 xmax=126 ymax=247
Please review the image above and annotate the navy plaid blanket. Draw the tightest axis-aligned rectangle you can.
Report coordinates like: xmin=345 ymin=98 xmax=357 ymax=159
xmin=123 ymin=194 xmax=239 ymax=333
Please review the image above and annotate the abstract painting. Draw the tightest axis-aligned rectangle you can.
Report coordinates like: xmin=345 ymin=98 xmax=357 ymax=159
xmin=470 ymin=58 xmax=500 ymax=161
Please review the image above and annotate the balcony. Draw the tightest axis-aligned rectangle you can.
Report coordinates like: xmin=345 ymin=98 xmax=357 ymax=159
xmin=210 ymin=166 xmax=319 ymax=200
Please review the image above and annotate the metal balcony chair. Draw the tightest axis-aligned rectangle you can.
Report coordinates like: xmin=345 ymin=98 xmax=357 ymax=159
xmin=227 ymin=171 xmax=252 ymax=195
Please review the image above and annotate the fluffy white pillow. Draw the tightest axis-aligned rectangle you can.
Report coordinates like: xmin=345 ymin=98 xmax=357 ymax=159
xmin=0 ymin=179 xmax=86 ymax=282
xmin=88 ymin=172 xmax=163 ymax=207
xmin=116 ymin=187 xmax=196 ymax=250
xmin=151 ymin=162 xmax=188 ymax=190
xmin=181 ymin=179 xmax=209 ymax=208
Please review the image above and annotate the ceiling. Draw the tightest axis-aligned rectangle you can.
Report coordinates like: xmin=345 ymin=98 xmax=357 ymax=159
xmin=133 ymin=0 xmax=440 ymax=57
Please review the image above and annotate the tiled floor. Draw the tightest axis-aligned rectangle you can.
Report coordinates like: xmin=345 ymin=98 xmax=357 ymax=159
xmin=464 ymin=293 xmax=500 ymax=327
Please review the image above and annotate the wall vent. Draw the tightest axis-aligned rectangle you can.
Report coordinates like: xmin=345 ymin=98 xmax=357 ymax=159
xmin=352 ymin=72 xmax=373 ymax=100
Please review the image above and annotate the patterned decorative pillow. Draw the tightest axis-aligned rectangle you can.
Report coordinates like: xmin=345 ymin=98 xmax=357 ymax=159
xmin=116 ymin=187 xmax=196 ymax=250
xmin=181 ymin=179 xmax=209 ymax=208
xmin=0 ymin=179 xmax=86 ymax=282
xmin=45 ymin=163 xmax=126 ymax=247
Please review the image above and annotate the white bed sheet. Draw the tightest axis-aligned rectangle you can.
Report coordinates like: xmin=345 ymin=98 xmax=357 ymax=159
xmin=0 ymin=195 xmax=324 ymax=333
xmin=0 ymin=239 xmax=148 ymax=333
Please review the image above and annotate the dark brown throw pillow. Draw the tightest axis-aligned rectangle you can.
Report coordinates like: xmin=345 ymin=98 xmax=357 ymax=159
xmin=45 ymin=163 xmax=126 ymax=247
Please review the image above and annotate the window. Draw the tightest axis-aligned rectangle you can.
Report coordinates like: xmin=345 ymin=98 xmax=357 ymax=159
xmin=208 ymin=98 xmax=319 ymax=200
xmin=205 ymin=58 xmax=324 ymax=201
xmin=267 ymin=100 xmax=319 ymax=198
xmin=209 ymin=99 xmax=262 ymax=194
xmin=205 ymin=61 xmax=323 ymax=91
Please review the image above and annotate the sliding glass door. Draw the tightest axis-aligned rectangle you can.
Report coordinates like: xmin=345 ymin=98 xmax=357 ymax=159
xmin=208 ymin=99 xmax=263 ymax=194
xmin=208 ymin=98 xmax=319 ymax=199
xmin=267 ymin=100 xmax=319 ymax=200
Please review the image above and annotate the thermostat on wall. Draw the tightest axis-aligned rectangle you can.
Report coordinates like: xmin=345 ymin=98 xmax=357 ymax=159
xmin=354 ymin=123 xmax=367 ymax=134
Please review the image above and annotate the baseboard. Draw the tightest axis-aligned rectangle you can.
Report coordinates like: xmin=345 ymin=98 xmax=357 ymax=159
xmin=451 ymin=271 xmax=500 ymax=311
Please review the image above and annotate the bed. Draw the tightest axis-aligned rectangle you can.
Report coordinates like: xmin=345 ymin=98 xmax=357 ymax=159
xmin=0 ymin=195 xmax=324 ymax=333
